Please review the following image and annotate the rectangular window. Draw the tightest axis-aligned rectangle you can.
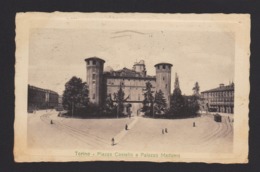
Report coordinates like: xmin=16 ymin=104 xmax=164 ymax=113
xmin=93 ymin=93 xmax=95 ymax=99
xmin=163 ymin=65 xmax=165 ymax=69
xmin=166 ymin=84 xmax=167 ymax=88
xmin=93 ymin=60 xmax=96 ymax=65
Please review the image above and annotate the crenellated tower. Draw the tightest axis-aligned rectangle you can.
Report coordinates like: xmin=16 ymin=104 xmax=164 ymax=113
xmin=85 ymin=57 xmax=105 ymax=106
xmin=154 ymin=63 xmax=173 ymax=108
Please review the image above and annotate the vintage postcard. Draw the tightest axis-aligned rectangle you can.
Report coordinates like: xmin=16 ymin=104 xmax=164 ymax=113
xmin=14 ymin=12 xmax=250 ymax=163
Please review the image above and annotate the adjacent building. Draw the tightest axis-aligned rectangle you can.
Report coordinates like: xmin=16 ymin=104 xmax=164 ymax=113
xmin=28 ymin=85 xmax=59 ymax=111
xmin=85 ymin=57 xmax=173 ymax=116
xmin=201 ymin=83 xmax=234 ymax=113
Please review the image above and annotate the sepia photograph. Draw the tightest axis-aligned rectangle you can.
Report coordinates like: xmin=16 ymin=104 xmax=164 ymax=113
xmin=14 ymin=13 xmax=250 ymax=163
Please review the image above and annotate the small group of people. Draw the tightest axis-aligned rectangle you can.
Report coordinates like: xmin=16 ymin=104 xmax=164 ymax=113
xmin=162 ymin=128 xmax=168 ymax=134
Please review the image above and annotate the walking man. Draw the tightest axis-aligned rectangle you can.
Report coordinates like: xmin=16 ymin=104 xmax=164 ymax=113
xmin=193 ymin=122 xmax=196 ymax=127
xmin=125 ymin=124 xmax=128 ymax=130
xmin=165 ymin=128 xmax=168 ymax=133
xmin=111 ymin=138 xmax=115 ymax=146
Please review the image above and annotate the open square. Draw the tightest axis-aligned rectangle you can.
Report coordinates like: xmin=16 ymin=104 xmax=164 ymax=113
xmin=28 ymin=110 xmax=233 ymax=153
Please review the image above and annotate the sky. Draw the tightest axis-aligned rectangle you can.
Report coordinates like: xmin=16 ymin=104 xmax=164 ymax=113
xmin=28 ymin=19 xmax=235 ymax=95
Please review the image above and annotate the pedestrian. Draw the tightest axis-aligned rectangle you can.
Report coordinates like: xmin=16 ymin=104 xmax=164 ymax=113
xmin=125 ymin=124 xmax=128 ymax=130
xmin=165 ymin=128 xmax=168 ymax=133
xmin=193 ymin=122 xmax=196 ymax=127
xmin=111 ymin=138 xmax=115 ymax=146
xmin=162 ymin=129 xmax=164 ymax=134
xmin=228 ymin=116 xmax=230 ymax=122
xmin=50 ymin=120 xmax=53 ymax=124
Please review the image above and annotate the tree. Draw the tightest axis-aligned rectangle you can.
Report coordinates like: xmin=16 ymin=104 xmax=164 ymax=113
xmin=113 ymin=82 xmax=129 ymax=117
xmin=192 ymin=82 xmax=200 ymax=96
xmin=142 ymin=81 xmax=155 ymax=116
xmin=169 ymin=73 xmax=185 ymax=116
xmin=183 ymin=95 xmax=200 ymax=117
xmin=62 ymin=76 xmax=89 ymax=117
xmin=189 ymin=95 xmax=200 ymax=115
xmin=103 ymin=94 xmax=116 ymax=116
xmin=190 ymin=82 xmax=201 ymax=115
xmin=181 ymin=82 xmax=201 ymax=117
xmin=154 ymin=90 xmax=167 ymax=114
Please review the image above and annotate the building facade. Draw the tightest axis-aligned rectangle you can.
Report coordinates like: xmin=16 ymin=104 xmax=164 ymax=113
xmin=85 ymin=57 xmax=173 ymax=116
xmin=28 ymin=85 xmax=59 ymax=111
xmin=201 ymin=83 xmax=234 ymax=113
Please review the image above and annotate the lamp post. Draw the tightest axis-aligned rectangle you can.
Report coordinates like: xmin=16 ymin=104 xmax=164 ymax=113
xmin=149 ymin=101 xmax=154 ymax=118
xmin=71 ymin=96 xmax=74 ymax=118
xmin=117 ymin=103 xmax=119 ymax=118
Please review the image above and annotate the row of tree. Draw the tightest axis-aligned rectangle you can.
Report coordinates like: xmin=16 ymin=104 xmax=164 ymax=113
xmin=142 ymin=73 xmax=200 ymax=118
xmin=62 ymin=76 xmax=129 ymax=118
xmin=62 ymin=74 xmax=200 ymax=118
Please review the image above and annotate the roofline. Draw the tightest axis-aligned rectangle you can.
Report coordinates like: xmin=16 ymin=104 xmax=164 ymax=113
xmin=154 ymin=63 xmax=173 ymax=67
xmin=104 ymin=75 xmax=156 ymax=80
xmin=85 ymin=57 xmax=105 ymax=63
xmin=201 ymin=87 xmax=234 ymax=93
xmin=28 ymin=85 xmax=59 ymax=95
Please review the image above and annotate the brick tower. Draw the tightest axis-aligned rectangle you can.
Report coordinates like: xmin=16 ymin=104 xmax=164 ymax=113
xmin=154 ymin=63 xmax=173 ymax=108
xmin=85 ymin=57 xmax=105 ymax=106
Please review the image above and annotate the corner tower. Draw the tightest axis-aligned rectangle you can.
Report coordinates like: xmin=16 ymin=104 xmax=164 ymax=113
xmin=85 ymin=57 xmax=105 ymax=105
xmin=154 ymin=63 xmax=173 ymax=108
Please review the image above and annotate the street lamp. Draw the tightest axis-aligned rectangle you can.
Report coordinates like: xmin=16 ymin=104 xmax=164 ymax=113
xmin=117 ymin=103 xmax=119 ymax=119
xmin=71 ymin=96 xmax=74 ymax=118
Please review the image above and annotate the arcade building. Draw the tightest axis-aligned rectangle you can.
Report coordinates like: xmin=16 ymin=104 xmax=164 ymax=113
xmin=201 ymin=83 xmax=234 ymax=114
